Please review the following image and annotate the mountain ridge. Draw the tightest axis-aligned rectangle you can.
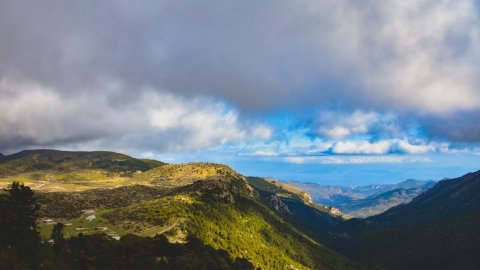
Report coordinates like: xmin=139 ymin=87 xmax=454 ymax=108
xmin=285 ymin=178 xmax=435 ymax=217
xmin=332 ymin=170 xmax=480 ymax=270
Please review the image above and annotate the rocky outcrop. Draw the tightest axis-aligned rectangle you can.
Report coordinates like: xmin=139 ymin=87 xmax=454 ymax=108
xmin=266 ymin=194 xmax=291 ymax=215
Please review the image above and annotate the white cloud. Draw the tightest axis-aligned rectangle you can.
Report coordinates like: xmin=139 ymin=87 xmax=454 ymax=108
xmin=251 ymin=125 xmax=274 ymax=140
xmin=331 ymin=140 xmax=392 ymax=154
xmin=330 ymin=139 xmax=440 ymax=155
xmin=395 ymin=140 xmax=436 ymax=154
xmin=284 ymin=155 xmax=432 ymax=164
xmin=249 ymin=150 xmax=279 ymax=157
xmin=315 ymin=110 xmax=397 ymax=139
xmin=285 ymin=157 xmax=307 ymax=164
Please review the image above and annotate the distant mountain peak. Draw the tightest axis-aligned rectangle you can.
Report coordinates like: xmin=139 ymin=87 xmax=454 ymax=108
xmin=400 ymin=179 xmax=418 ymax=183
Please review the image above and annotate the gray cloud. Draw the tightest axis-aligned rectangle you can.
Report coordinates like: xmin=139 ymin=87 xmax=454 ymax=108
xmin=1 ymin=0 xmax=480 ymax=152
xmin=0 ymin=80 xmax=271 ymax=153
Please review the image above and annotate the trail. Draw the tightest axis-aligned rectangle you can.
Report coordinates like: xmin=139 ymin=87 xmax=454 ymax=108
xmin=140 ymin=222 xmax=179 ymax=236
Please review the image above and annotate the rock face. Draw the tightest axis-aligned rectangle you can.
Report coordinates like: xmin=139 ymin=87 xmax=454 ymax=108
xmin=328 ymin=207 xmax=344 ymax=217
xmin=298 ymin=191 xmax=313 ymax=205
xmin=266 ymin=194 xmax=291 ymax=215
xmin=185 ymin=176 xmax=256 ymax=204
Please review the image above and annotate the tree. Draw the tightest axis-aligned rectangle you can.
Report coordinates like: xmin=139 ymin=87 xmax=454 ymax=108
xmin=0 ymin=182 xmax=40 ymax=269
xmin=0 ymin=182 xmax=41 ymax=267
xmin=51 ymin=222 xmax=65 ymax=251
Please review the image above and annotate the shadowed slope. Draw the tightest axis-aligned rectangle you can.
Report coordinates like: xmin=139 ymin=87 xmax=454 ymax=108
xmin=334 ymin=171 xmax=480 ymax=270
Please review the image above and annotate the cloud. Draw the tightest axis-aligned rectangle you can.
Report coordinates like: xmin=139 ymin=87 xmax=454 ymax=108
xmin=313 ymin=110 xmax=400 ymax=139
xmin=1 ymin=0 xmax=480 ymax=154
xmin=284 ymin=155 xmax=432 ymax=164
xmin=237 ymin=136 xmax=446 ymax=159
xmin=330 ymin=139 xmax=439 ymax=155
xmin=331 ymin=141 xmax=392 ymax=155
xmin=394 ymin=140 xmax=436 ymax=154
xmin=0 ymin=78 xmax=271 ymax=153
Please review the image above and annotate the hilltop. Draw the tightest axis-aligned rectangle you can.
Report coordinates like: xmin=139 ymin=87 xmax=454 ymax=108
xmin=0 ymin=149 xmax=165 ymax=191
xmin=132 ymin=162 xmax=242 ymax=187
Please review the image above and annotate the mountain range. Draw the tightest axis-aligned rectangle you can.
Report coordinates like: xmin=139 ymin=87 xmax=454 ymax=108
xmin=0 ymin=149 xmax=479 ymax=269
xmin=330 ymin=170 xmax=480 ymax=270
xmin=0 ymin=150 xmax=360 ymax=269
xmin=286 ymin=179 xmax=436 ymax=217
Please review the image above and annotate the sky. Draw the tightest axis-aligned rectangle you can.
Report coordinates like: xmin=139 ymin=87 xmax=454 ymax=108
xmin=1 ymin=0 xmax=480 ymax=185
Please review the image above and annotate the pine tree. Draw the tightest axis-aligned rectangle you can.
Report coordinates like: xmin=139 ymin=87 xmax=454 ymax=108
xmin=51 ymin=222 xmax=65 ymax=251
xmin=0 ymin=182 xmax=40 ymax=267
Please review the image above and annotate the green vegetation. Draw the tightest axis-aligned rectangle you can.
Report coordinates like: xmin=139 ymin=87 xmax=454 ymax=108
xmin=0 ymin=150 xmax=362 ymax=269
xmin=1 ymin=178 xmax=360 ymax=270
xmin=248 ymin=177 xmax=348 ymax=219
xmin=3 ymin=149 xmax=480 ymax=269
xmin=0 ymin=182 xmax=40 ymax=268
xmin=104 ymin=178 xmax=359 ymax=270
xmin=36 ymin=185 xmax=165 ymax=219
xmin=133 ymin=162 xmax=242 ymax=187
xmin=330 ymin=171 xmax=480 ymax=270
xmin=39 ymin=209 xmax=126 ymax=240
xmin=0 ymin=150 xmax=165 ymax=191
xmin=0 ymin=182 xmax=255 ymax=269
xmin=247 ymin=177 xmax=311 ymax=202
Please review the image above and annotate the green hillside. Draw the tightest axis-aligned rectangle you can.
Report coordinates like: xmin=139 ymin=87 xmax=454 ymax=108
xmin=0 ymin=150 xmax=165 ymax=191
xmin=104 ymin=178 xmax=359 ymax=269
xmin=132 ymin=162 xmax=241 ymax=187
xmin=36 ymin=175 xmax=360 ymax=269
xmin=0 ymin=150 xmax=363 ymax=269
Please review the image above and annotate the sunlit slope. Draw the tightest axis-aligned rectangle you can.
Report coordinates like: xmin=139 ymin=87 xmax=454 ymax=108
xmin=32 ymin=160 xmax=362 ymax=269
xmin=132 ymin=162 xmax=242 ymax=187
xmin=104 ymin=177 xmax=361 ymax=270
xmin=0 ymin=149 xmax=165 ymax=191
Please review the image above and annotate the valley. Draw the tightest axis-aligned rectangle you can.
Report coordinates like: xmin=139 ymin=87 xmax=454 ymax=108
xmin=286 ymin=179 xmax=436 ymax=217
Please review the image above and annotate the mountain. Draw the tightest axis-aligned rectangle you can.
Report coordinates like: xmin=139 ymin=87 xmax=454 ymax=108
xmin=338 ymin=186 xmax=434 ymax=218
xmin=5 ymin=149 xmax=480 ymax=269
xmin=333 ymin=170 xmax=480 ymax=270
xmin=0 ymin=149 xmax=165 ymax=191
xmin=371 ymin=172 xmax=480 ymax=223
xmin=286 ymin=179 xmax=435 ymax=217
xmin=1 ymin=150 xmax=362 ymax=269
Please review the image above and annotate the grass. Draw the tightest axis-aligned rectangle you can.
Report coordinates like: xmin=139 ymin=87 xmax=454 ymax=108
xmin=132 ymin=162 xmax=242 ymax=187
xmin=39 ymin=209 xmax=127 ymax=240
xmin=0 ymin=170 xmax=135 ymax=192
